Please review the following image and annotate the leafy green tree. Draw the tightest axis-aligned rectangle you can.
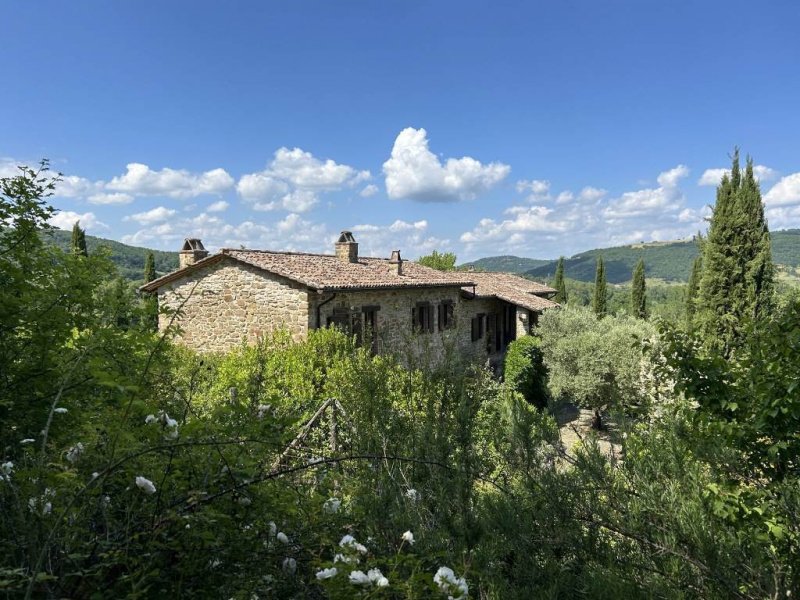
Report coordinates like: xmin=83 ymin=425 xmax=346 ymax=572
xmin=695 ymin=149 xmax=774 ymax=354
xmin=553 ymin=256 xmax=567 ymax=304
xmin=685 ymin=254 xmax=702 ymax=329
xmin=504 ymin=335 xmax=549 ymax=408
xmin=592 ymin=257 xmax=607 ymax=318
xmin=143 ymin=251 xmax=156 ymax=283
xmin=70 ymin=220 xmax=87 ymax=256
xmin=538 ymin=306 xmax=655 ymax=411
xmin=417 ymin=249 xmax=457 ymax=271
xmin=630 ymin=258 xmax=647 ymax=319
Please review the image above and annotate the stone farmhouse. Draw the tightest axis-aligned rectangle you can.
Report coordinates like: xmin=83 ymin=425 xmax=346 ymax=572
xmin=140 ymin=232 xmax=559 ymax=362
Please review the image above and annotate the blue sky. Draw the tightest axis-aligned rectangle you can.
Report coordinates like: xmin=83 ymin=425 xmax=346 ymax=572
xmin=2 ymin=1 xmax=799 ymax=261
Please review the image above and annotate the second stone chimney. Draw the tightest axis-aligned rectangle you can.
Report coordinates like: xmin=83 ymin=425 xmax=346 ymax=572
xmin=179 ymin=238 xmax=209 ymax=269
xmin=389 ymin=250 xmax=403 ymax=276
xmin=335 ymin=231 xmax=358 ymax=263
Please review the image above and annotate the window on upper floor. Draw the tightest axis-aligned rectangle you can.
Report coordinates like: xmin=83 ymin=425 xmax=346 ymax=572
xmin=412 ymin=302 xmax=434 ymax=333
xmin=438 ymin=300 xmax=455 ymax=331
xmin=471 ymin=313 xmax=485 ymax=342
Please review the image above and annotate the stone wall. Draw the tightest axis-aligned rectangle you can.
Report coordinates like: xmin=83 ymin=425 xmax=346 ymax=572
xmin=311 ymin=288 xmax=511 ymax=364
xmin=157 ymin=258 xmax=310 ymax=353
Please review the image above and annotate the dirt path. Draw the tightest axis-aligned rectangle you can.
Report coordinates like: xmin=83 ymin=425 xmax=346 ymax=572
xmin=552 ymin=402 xmax=623 ymax=460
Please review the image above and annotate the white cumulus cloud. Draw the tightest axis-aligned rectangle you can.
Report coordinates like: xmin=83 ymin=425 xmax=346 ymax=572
xmin=237 ymin=147 xmax=369 ymax=212
xmin=206 ymin=200 xmax=229 ymax=212
xmin=383 ymin=127 xmax=510 ymax=202
xmin=49 ymin=210 xmax=107 ymax=232
xmin=88 ymin=192 xmax=134 ymax=205
xmin=107 ymin=163 xmax=234 ymax=198
xmin=124 ymin=206 xmax=177 ymax=225
xmin=764 ymin=173 xmax=800 ymax=207
xmin=698 ymin=164 xmax=778 ymax=186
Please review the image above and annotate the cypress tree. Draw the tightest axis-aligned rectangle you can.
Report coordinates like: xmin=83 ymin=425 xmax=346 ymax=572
xmin=685 ymin=254 xmax=702 ymax=330
xmin=144 ymin=252 xmax=156 ymax=283
xmin=592 ymin=257 xmax=607 ymax=318
xmin=71 ymin=221 xmax=87 ymax=256
xmin=553 ymin=256 xmax=567 ymax=304
xmin=630 ymin=258 xmax=647 ymax=319
xmin=695 ymin=149 xmax=774 ymax=354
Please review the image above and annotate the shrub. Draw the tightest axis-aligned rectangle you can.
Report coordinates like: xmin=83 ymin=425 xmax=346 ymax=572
xmin=504 ymin=336 xmax=549 ymax=409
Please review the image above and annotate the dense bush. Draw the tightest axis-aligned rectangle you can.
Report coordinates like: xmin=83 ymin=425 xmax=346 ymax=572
xmin=503 ymin=335 xmax=549 ymax=408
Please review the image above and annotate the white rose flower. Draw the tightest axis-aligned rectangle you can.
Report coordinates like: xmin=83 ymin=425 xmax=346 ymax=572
xmin=401 ymin=530 xmax=415 ymax=545
xmin=135 ymin=476 xmax=156 ymax=495
xmin=348 ymin=570 xmax=370 ymax=586
xmin=316 ymin=567 xmax=337 ymax=580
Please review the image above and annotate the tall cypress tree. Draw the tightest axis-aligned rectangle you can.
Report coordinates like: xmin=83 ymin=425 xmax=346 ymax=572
xmin=592 ymin=257 xmax=607 ymax=318
xmin=71 ymin=221 xmax=87 ymax=256
xmin=553 ymin=256 xmax=567 ymax=304
xmin=144 ymin=252 xmax=156 ymax=283
xmin=685 ymin=254 xmax=702 ymax=330
xmin=630 ymin=258 xmax=647 ymax=319
xmin=695 ymin=149 xmax=774 ymax=354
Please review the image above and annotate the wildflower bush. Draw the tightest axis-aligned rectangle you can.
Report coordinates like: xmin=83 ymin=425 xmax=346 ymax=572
xmin=1 ymin=163 xmax=797 ymax=598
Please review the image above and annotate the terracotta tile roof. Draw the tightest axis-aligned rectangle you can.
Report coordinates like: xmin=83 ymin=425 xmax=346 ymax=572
xmin=140 ymin=249 xmax=476 ymax=293
xmin=463 ymin=271 xmax=560 ymax=312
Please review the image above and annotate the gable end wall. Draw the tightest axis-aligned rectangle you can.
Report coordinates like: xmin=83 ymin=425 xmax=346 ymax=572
xmin=157 ymin=258 xmax=310 ymax=352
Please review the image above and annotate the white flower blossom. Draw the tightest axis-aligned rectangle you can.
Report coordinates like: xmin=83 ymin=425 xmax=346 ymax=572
xmin=42 ymin=502 xmax=52 ymax=515
xmin=348 ymin=570 xmax=370 ymax=585
xmin=282 ymin=557 xmax=297 ymax=574
xmin=401 ymin=530 xmax=415 ymax=545
xmin=20 ymin=438 xmax=35 ymax=445
xmin=209 ymin=558 xmax=221 ymax=568
xmin=54 ymin=407 xmax=68 ymax=414
xmin=268 ymin=521 xmax=277 ymax=537
xmin=333 ymin=553 xmax=359 ymax=565
xmin=1 ymin=462 xmax=13 ymax=475
xmin=368 ymin=568 xmax=388 ymax=587
xmin=405 ymin=488 xmax=420 ymax=502
xmin=338 ymin=534 xmax=367 ymax=554
xmin=237 ymin=496 xmax=252 ymax=506
xmin=276 ymin=531 xmax=289 ymax=544
xmin=323 ymin=497 xmax=341 ymax=514
xmin=144 ymin=414 xmax=157 ymax=424
xmin=101 ymin=495 xmax=111 ymax=508
xmin=65 ymin=442 xmax=84 ymax=464
xmin=434 ymin=567 xmax=469 ymax=599
xmin=316 ymin=567 xmax=337 ymax=580
xmin=135 ymin=476 xmax=156 ymax=495
xmin=256 ymin=404 xmax=271 ymax=419
xmin=91 ymin=472 xmax=100 ymax=481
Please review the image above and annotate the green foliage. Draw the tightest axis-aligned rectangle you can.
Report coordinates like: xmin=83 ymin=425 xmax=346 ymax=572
xmin=503 ymin=336 xmax=549 ymax=408
xmin=552 ymin=256 xmax=567 ymax=304
xmin=695 ymin=150 xmax=775 ymax=354
xmin=45 ymin=229 xmax=179 ymax=281
xmin=143 ymin=251 xmax=156 ymax=283
xmin=592 ymin=257 xmax=607 ymax=318
xmin=685 ymin=253 xmax=702 ymax=329
xmin=70 ymin=220 xmax=87 ymax=256
xmin=538 ymin=306 xmax=655 ymax=410
xmin=630 ymin=258 xmax=647 ymax=319
xmin=417 ymin=249 xmax=457 ymax=271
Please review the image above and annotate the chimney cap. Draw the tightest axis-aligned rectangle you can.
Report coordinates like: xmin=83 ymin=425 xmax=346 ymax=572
xmin=181 ymin=238 xmax=206 ymax=252
xmin=389 ymin=250 xmax=402 ymax=263
xmin=337 ymin=231 xmax=356 ymax=243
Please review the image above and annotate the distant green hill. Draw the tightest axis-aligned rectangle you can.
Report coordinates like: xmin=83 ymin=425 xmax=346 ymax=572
xmin=466 ymin=229 xmax=800 ymax=284
xmin=44 ymin=230 xmax=179 ymax=282
xmin=459 ymin=255 xmax=550 ymax=273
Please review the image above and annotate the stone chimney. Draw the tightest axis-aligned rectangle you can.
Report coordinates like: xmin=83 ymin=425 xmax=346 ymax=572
xmin=179 ymin=238 xmax=209 ymax=269
xmin=335 ymin=231 xmax=358 ymax=263
xmin=389 ymin=250 xmax=403 ymax=276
